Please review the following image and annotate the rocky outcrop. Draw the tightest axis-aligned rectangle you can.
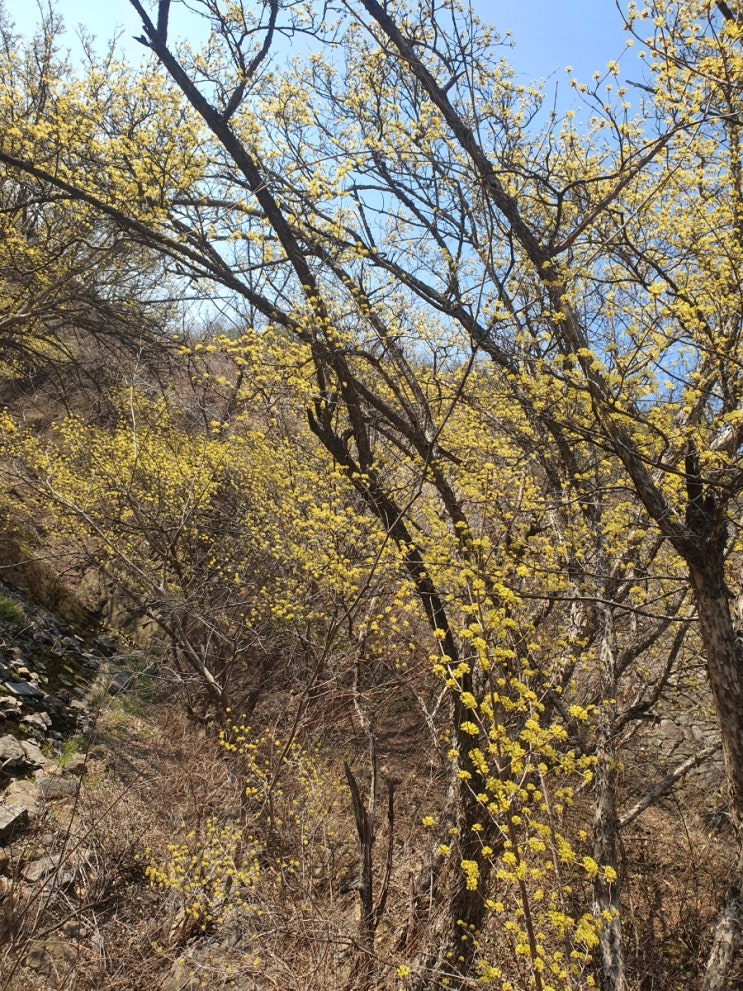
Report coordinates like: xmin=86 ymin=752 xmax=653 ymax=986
xmin=0 ymin=578 xmax=105 ymax=740
xmin=0 ymin=574 xmax=147 ymax=743
xmin=0 ymin=576 xmax=139 ymax=847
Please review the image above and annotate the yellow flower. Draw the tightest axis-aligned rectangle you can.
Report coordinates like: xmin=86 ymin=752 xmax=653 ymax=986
xmin=582 ymin=856 xmax=599 ymax=878
xmin=461 ymin=859 xmax=480 ymax=891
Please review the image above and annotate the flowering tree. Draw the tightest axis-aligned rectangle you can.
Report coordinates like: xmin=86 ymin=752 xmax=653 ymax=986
xmin=2 ymin=1 xmax=742 ymax=988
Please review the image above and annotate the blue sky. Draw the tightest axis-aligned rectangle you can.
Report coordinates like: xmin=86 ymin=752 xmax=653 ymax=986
xmin=490 ymin=1 xmax=630 ymax=84
xmin=10 ymin=0 xmax=632 ymax=91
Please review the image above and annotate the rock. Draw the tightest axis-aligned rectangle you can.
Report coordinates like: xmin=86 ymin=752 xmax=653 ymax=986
xmin=22 ymin=853 xmax=61 ymax=883
xmin=4 ymin=779 xmax=39 ymax=816
xmin=22 ymin=711 xmax=52 ymax=733
xmin=61 ymin=919 xmax=84 ymax=939
xmin=4 ymin=680 xmax=43 ymax=699
xmin=21 ymin=853 xmax=73 ymax=889
xmin=25 ymin=938 xmax=78 ymax=978
xmin=0 ymin=848 xmax=10 ymax=874
xmin=23 ymin=944 xmax=47 ymax=971
xmin=0 ymin=697 xmax=22 ymax=718
xmin=62 ymin=754 xmax=87 ymax=777
xmin=93 ymin=635 xmax=117 ymax=656
xmin=0 ymin=736 xmax=26 ymax=770
xmin=0 ymin=805 xmax=28 ymax=841
xmin=0 ymin=736 xmax=46 ymax=774
xmin=37 ymin=777 xmax=79 ymax=800
xmin=20 ymin=740 xmax=46 ymax=770
xmin=162 ymin=958 xmax=201 ymax=991
xmin=108 ymin=671 xmax=134 ymax=695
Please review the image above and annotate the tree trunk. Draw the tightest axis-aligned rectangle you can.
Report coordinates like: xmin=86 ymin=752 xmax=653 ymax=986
xmin=593 ymin=601 xmax=626 ymax=991
xmin=690 ymin=563 xmax=743 ymax=828
xmin=691 ymin=554 xmax=743 ymax=989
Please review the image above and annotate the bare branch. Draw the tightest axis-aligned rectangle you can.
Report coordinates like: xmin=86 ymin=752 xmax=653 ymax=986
xmin=618 ymin=744 xmax=722 ymax=829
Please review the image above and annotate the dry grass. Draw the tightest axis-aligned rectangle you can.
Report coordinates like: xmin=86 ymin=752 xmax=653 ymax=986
xmin=0 ymin=682 xmax=736 ymax=991
xmin=0 ymin=701 xmax=239 ymax=991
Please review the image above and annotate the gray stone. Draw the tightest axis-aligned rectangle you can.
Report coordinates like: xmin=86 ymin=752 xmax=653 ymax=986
xmin=4 ymin=680 xmax=43 ymax=698
xmin=162 ymin=958 xmax=201 ymax=991
xmin=0 ymin=736 xmax=46 ymax=774
xmin=25 ymin=938 xmax=78 ymax=977
xmin=4 ymin=779 xmax=39 ymax=816
xmin=0 ymin=697 xmax=22 ymax=717
xmin=21 ymin=853 xmax=73 ymax=890
xmin=22 ymin=712 xmax=52 ymax=733
xmin=0 ymin=736 xmax=24 ymax=767
xmin=61 ymin=919 xmax=84 ymax=939
xmin=0 ymin=805 xmax=28 ymax=841
xmin=22 ymin=854 xmax=60 ymax=883
xmin=108 ymin=671 xmax=134 ymax=695
xmin=24 ymin=945 xmax=47 ymax=971
xmin=37 ymin=777 xmax=79 ymax=800
xmin=20 ymin=740 xmax=45 ymax=769
xmin=62 ymin=754 xmax=87 ymax=777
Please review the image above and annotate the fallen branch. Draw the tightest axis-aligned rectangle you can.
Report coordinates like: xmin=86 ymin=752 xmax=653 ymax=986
xmin=618 ymin=743 xmax=721 ymax=830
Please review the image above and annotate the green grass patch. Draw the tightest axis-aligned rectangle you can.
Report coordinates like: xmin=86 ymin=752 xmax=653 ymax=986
xmin=0 ymin=596 xmax=24 ymax=624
